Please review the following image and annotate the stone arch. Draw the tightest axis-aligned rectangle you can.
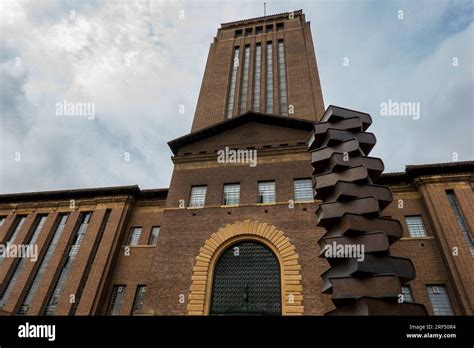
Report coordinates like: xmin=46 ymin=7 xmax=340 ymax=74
xmin=187 ymin=220 xmax=304 ymax=315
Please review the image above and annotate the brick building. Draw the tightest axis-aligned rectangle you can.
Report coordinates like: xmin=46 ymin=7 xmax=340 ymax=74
xmin=0 ymin=10 xmax=472 ymax=316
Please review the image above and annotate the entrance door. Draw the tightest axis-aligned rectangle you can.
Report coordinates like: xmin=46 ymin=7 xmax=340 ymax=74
xmin=210 ymin=241 xmax=281 ymax=315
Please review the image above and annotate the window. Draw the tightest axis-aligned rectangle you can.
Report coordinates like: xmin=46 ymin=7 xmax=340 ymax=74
xmin=278 ymin=40 xmax=288 ymax=116
xmin=427 ymin=285 xmax=454 ymax=315
xmin=149 ymin=227 xmax=160 ymax=245
xmin=255 ymin=26 xmax=263 ymax=35
xmin=223 ymin=184 xmax=240 ymax=206
xmin=234 ymin=29 xmax=242 ymax=38
xmin=266 ymin=42 xmax=273 ymax=113
xmin=71 ymin=209 xmax=111 ymax=315
xmin=401 ymin=285 xmax=414 ymax=303
xmin=226 ymin=47 xmax=240 ymax=119
xmin=189 ymin=186 xmax=207 ymax=207
xmin=266 ymin=24 xmax=273 ymax=33
xmin=0 ymin=215 xmax=47 ymax=309
xmin=128 ymin=227 xmax=142 ymax=246
xmin=244 ymin=28 xmax=252 ymax=36
xmin=4 ymin=215 xmax=27 ymax=246
xmin=108 ymin=285 xmax=126 ymax=315
xmin=18 ymin=213 xmax=69 ymax=315
xmin=446 ymin=190 xmax=474 ymax=256
xmin=132 ymin=285 xmax=146 ymax=313
xmin=0 ymin=216 xmax=6 ymax=227
xmin=239 ymin=45 xmax=250 ymax=113
xmin=44 ymin=212 xmax=92 ymax=315
xmin=258 ymin=181 xmax=276 ymax=204
xmin=253 ymin=43 xmax=262 ymax=112
xmin=276 ymin=22 xmax=284 ymax=31
xmin=405 ymin=216 xmax=427 ymax=237
xmin=294 ymin=179 xmax=313 ymax=202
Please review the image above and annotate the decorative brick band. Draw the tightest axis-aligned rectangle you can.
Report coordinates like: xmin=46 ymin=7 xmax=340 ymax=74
xmin=187 ymin=220 xmax=304 ymax=315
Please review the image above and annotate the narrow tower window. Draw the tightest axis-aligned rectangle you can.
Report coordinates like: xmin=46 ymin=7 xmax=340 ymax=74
xmin=253 ymin=43 xmax=262 ymax=112
xmin=226 ymin=47 xmax=240 ymax=119
xmin=266 ymin=42 xmax=273 ymax=114
xmin=239 ymin=45 xmax=250 ymax=113
xmin=278 ymin=40 xmax=288 ymax=116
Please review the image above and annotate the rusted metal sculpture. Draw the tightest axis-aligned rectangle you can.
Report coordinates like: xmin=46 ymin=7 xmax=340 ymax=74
xmin=308 ymin=106 xmax=427 ymax=315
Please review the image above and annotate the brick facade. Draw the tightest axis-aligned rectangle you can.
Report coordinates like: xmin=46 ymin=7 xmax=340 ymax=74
xmin=0 ymin=11 xmax=472 ymax=316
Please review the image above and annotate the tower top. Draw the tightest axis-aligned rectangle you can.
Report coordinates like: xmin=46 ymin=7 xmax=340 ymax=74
xmin=220 ymin=10 xmax=303 ymax=28
xmin=191 ymin=9 xmax=324 ymax=132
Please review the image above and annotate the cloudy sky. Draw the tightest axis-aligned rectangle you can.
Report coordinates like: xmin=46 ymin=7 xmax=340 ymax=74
xmin=0 ymin=0 xmax=472 ymax=194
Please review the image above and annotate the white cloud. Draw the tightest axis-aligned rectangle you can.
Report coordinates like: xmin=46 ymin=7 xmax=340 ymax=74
xmin=0 ymin=0 xmax=472 ymax=193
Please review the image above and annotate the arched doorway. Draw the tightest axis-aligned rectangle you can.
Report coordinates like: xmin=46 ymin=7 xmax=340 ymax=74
xmin=187 ymin=220 xmax=304 ymax=315
xmin=210 ymin=241 xmax=281 ymax=315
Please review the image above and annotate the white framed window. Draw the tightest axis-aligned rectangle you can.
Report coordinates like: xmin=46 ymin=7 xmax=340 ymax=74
xmin=405 ymin=216 xmax=427 ymax=237
xmin=427 ymin=285 xmax=454 ymax=315
xmin=189 ymin=186 xmax=207 ymax=208
xmin=258 ymin=181 xmax=276 ymax=204
xmin=128 ymin=227 xmax=142 ymax=246
xmin=294 ymin=179 xmax=313 ymax=202
xmin=223 ymin=184 xmax=240 ymax=206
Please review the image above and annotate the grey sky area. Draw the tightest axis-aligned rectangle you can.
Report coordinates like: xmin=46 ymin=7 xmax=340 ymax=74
xmin=0 ymin=0 xmax=472 ymax=193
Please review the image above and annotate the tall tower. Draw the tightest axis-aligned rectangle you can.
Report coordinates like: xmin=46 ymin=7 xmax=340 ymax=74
xmin=192 ymin=10 xmax=325 ymax=131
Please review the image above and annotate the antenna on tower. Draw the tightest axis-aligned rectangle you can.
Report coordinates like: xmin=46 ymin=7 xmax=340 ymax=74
xmin=264 ymin=2 xmax=266 ymax=16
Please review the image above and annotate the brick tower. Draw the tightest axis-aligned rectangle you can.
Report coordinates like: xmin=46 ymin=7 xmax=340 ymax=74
xmin=191 ymin=9 xmax=325 ymax=131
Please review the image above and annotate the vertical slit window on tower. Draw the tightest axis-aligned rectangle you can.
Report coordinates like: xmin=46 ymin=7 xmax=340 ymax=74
xmin=253 ymin=43 xmax=262 ymax=112
xmin=258 ymin=181 xmax=276 ymax=204
xmin=107 ymin=285 xmax=126 ymax=315
xmin=0 ymin=214 xmax=48 ymax=309
xmin=278 ymin=40 xmax=288 ymax=116
xmin=446 ymin=190 xmax=474 ymax=256
xmin=239 ymin=45 xmax=250 ymax=114
xmin=266 ymin=42 xmax=273 ymax=113
xmin=44 ymin=211 xmax=92 ymax=315
xmin=70 ymin=209 xmax=111 ymax=315
xmin=132 ymin=285 xmax=146 ymax=314
xmin=17 ymin=213 xmax=69 ymax=315
xmin=226 ymin=47 xmax=240 ymax=119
